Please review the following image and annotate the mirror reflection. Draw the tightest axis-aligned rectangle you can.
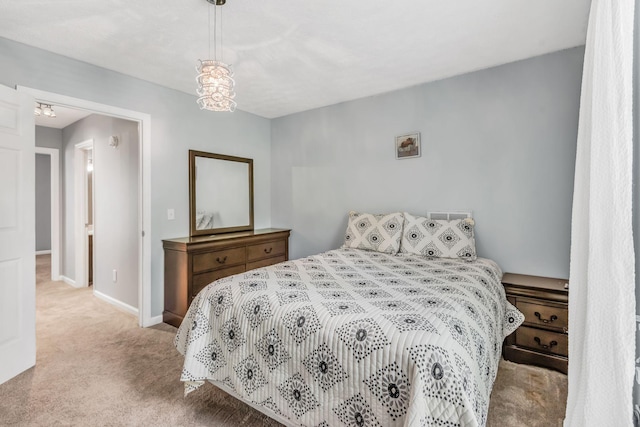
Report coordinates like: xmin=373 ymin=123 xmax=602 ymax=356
xmin=189 ymin=150 xmax=254 ymax=236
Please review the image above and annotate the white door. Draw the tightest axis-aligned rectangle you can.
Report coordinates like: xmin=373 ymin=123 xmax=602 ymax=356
xmin=0 ymin=85 xmax=35 ymax=384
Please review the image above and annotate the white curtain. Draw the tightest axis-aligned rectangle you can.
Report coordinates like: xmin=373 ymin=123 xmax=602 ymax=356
xmin=564 ymin=0 xmax=636 ymax=426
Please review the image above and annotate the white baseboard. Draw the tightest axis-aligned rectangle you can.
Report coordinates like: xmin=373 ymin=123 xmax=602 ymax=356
xmin=144 ymin=315 xmax=163 ymax=327
xmin=59 ymin=275 xmax=79 ymax=288
xmin=35 ymin=250 xmax=52 ymax=255
xmin=93 ymin=290 xmax=139 ymax=317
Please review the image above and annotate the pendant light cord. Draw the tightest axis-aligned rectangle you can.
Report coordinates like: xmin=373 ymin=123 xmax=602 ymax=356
xmin=208 ymin=4 xmax=211 ymax=59
xmin=207 ymin=2 xmax=224 ymax=62
xmin=213 ymin=3 xmax=217 ymax=60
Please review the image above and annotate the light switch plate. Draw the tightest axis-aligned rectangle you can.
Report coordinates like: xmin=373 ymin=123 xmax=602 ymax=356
xmin=167 ymin=208 xmax=175 ymax=220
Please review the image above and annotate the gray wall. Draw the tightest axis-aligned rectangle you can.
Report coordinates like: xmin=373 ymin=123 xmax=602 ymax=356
xmin=271 ymin=47 xmax=584 ymax=279
xmin=62 ymin=114 xmax=139 ymax=308
xmin=0 ymin=37 xmax=272 ymax=317
xmin=35 ymin=153 xmax=51 ymax=251
xmin=35 ymin=126 xmax=63 ymax=150
xmin=2 ymin=35 xmax=585 ymax=316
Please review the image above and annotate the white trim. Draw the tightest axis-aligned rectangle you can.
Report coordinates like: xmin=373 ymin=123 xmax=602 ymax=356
xmin=74 ymin=140 xmax=93 ymax=289
xmin=147 ymin=315 xmax=163 ymax=326
xmin=59 ymin=275 xmax=79 ymax=288
xmin=93 ymin=290 xmax=139 ymax=317
xmin=17 ymin=86 xmax=152 ymax=328
xmin=140 ymin=112 xmax=152 ymax=327
xmin=35 ymin=250 xmax=51 ymax=255
xmin=34 ymin=146 xmax=60 ymax=280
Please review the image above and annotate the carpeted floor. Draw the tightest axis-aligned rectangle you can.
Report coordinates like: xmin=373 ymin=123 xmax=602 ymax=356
xmin=0 ymin=255 xmax=567 ymax=426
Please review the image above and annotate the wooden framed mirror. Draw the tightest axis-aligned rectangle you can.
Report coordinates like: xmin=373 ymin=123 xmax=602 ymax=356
xmin=189 ymin=150 xmax=254 ymax=236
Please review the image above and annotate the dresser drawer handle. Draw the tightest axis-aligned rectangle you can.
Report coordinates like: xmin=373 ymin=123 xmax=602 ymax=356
xmin=534 ymin=312 xmax=558 ymax=324
xmin=264 ymin=247 xmax=273 ymax=254
xmin=216 ymin=256 xmax=228 ymax=264
xmin=533 ymin=337 xmax=558 ymax=349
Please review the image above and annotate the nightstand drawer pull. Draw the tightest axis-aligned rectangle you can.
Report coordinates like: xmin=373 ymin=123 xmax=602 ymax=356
xmin=534 ymin=336 xmax=558 ymax=349
xmin=534 ymin=312 xmax=558 ymax=324
xmin=264 ymin=247 xmax=273 ymax=254
xmin=216 ymin=256 xmax=228 ymax=264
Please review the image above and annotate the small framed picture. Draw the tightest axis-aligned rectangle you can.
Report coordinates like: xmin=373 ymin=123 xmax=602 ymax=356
xmin=395 ymin=132 xmax=421 ymax=159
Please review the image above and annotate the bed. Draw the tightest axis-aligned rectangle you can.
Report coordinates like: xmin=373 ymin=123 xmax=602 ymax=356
xmin=174 ymin=212 xmax=524 ymax=427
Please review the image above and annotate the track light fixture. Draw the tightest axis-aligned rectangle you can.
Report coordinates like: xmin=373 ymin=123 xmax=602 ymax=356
xmin=34 ymin=102 xmax=56 ymax=118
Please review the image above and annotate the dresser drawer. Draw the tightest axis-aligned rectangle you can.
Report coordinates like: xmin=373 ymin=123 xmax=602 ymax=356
xmin=192 ymin=264 xmax=246 ymax=297
xmin=516 ymin=299 xmax=568 ymax=332
xmin=247 ymin=240 xmax=286 ymax=262
xmin=247 ymin=255 xmax=287 ymax=271
xmin=192 ymin=247 xmax=246 ymax=274
xmin=163 ymin=229 xmax=291 ymax=328
xmin=515 ymin=325 xmax=568 ymax=357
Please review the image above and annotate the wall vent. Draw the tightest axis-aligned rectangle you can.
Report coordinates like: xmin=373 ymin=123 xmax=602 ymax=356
xmin=427 ymin=211 xmax=472 ymax=220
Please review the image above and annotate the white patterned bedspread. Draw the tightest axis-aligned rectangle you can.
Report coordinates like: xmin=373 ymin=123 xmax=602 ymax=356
xmin=175 ymin=248 xmax=524 ymax=427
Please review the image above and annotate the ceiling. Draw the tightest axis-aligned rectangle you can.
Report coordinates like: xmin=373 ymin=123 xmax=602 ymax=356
xmin=35 ymin=104 xmax=91 ymax=129
xmin=0 ymin=0 xmax=590 ymax=119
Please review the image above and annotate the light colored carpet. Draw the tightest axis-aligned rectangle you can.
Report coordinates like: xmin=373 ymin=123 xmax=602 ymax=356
xmin=0 ymin=255 xmax=567 ymax=426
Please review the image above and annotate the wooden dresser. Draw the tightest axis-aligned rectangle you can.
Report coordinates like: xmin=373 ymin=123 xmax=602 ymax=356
xmin=502 ymin=273 xmax=569 ymax=374
xmin=163 ymin=228 xmax=290 ymax=327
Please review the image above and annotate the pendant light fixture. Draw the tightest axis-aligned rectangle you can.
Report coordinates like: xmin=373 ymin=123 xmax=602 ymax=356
xmin=196 ymin=0 xmax=236 ymax=112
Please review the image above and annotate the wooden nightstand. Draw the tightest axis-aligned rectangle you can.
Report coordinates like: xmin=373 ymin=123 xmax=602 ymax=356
xmin=502 ymin=273 xmax=568 ymax=374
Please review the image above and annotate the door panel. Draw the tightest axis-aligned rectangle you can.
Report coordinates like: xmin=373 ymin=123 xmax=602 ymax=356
xmin=0 ymin=85 xmax=35 ymax=385
xmin=0 ymin=259 xmax=20 ymax=345
xmin=0 ymin=148 xmax=19 ymax=228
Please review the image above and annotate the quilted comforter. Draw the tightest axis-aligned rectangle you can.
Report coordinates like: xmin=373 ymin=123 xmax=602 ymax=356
xmin=175 ymin=248 xmax=524 ymax=427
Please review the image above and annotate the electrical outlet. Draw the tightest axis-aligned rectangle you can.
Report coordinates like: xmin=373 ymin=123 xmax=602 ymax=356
xmin=112 ymin=269 xmax=117 ymax=282
xmin=167 ymin=208 xmax=175 ymax=220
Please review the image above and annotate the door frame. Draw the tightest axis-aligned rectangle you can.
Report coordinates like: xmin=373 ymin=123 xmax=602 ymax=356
xmin=18 ymin=86 xmax=154 ymax=327
xmin=34 ymin=146 xmax=60 ymax=281
xmin=73 ymin=140 xmax=93 ymax=289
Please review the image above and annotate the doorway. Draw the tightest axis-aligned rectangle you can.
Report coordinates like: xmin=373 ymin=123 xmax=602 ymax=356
xmin=21 ymin=86 xmax=154 ymax=327
xmin=74 ymin=140 xmax=94 ymax=289
xmin=34 ymin=147 xmax=60 ymax=281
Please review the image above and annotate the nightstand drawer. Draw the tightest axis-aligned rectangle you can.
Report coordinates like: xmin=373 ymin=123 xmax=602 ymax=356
xmin=517 ymin=299 xmax=568 ymax=331
xmin=502 ymin=273 xmax=568 ymax=374
xmin=193 ymin=247 xmax=246 ymax=273
xmin=515 ymin=325 xmax=568 ymax=357
xmin=247 ymin=240 xmax=286 ymax=262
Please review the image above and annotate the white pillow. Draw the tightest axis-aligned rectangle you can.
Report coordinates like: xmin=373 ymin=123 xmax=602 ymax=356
xmin=400 ymin=213 xmax=477 ymax=261
xmin=343 ymin=211 xmax=404 ymax=254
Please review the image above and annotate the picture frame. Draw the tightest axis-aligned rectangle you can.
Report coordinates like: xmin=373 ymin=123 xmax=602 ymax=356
xmin=395 ymin=132 xmax=421 ymax=159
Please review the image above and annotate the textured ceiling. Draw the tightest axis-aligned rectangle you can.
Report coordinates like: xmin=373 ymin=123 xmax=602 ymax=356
xmin=0 ymin=0 xmax=590 ymax=118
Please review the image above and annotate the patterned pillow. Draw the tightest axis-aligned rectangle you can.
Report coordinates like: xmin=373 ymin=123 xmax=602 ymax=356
xmin=400 ymin=213 xmax=477 ymax=261
xmin=343 ymin=211 xmax=404 ymax=254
